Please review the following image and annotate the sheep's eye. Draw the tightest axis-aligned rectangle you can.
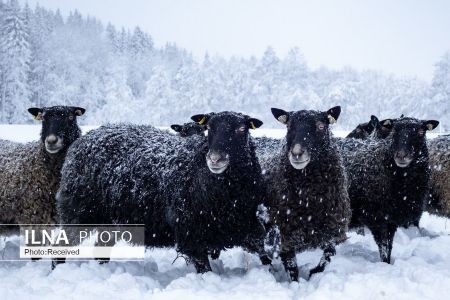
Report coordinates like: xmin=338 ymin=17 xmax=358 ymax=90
xmin=317 ymin=122 xmax=325 ymax=130
xmin=237 ymin=126 xmax=246 ymax=133
xmin=418 ymin=129 xmax=424 ymax=136
xmin=69 ymin=115 xmax=74 ymax=120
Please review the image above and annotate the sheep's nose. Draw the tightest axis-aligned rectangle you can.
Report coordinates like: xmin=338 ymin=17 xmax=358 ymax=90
xmin=395 ymin=150 xmax=407 ymax=160
xmin=46 ymin=135 xmax=59 ymax=145
xmin=208 ymin=152 xmax=222 ymax=163
xmin=291 ymin=144 xmax=304 ymax=156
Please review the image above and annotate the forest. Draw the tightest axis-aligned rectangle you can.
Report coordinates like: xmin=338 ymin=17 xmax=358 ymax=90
xmin=0 ymin=0 xmax=448 ymax=129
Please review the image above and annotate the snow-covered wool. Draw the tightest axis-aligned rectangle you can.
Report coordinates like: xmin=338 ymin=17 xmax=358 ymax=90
xmin=170 ymin=122 xmax=206 ymax=137
xmin=56 ymin=111 xmax=267 ymax=272
xmin=0 ymin=139 xmax=17 ymax=148
xmin=427 ymin=135 xmax=450 ymax=217
xmin=346 ymin=115 xmax=380 ymax=139
xmin=349 ymin=117 xmax=449 ymax=220
xmin=254 ymin=136 xmax=282 ymax=162
xmin=0 ymin=106 xmax=85 ymax=228
xmin=260 ymin=106 xmax=351 ymax=281
xmin=337 ymin=117 xmax=439 ymax=264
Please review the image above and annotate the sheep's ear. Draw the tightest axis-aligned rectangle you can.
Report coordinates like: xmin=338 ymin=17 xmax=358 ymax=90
xmin=326 ymin=106 xmax=341 ymax=124
xmin=170 ymin=124 xmax=182 ymax=132
xmin=380 ymin=119 xmax=393 ymax=130
xmin=248 ymin=118 xmax=263 ymax=129
xmin=71 ymin=107 xmax=86 ymax=116
xmin=191 ymin=114 xmax=210 ymax=125
xmin=370 ymin=115 xmax=380 ymax=130
xmin=423 ymin=120 xmax=439 ymax=131
xmin=271 ymin=108 xmax=289 ymax=124
xmin=28 ymin=107 xmax=43 ymax=121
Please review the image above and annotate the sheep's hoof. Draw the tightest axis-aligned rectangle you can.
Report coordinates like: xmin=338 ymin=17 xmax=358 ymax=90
xmin=193 ymin=260 xmax=212 ymax=273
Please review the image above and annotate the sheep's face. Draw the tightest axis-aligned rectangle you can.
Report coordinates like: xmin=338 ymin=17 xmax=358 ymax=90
xmin=272 ymin=106 xmax=341 ymax=170
xmin=390 ymin=117 xmax=439 ymax=168
xmin=376 ymin=118 xmax=395 ymax=139
xmin=170 ymin=122 xmax=206 ymax=137
xmin=28 ymin=106 xmax=85 ymax=154
xmin=347 ymin=115 xmax=379 ymax=139
xmin=191 ymin=112 xmax=263 ymax=174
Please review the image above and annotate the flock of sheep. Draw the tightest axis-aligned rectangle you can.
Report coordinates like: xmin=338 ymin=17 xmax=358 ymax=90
xmin=0 ymin=105 xmax=448 ymax=282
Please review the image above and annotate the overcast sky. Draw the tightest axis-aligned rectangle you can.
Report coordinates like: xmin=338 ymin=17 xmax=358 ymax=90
xmin=25 ymin=0 xmax=450 ymax=81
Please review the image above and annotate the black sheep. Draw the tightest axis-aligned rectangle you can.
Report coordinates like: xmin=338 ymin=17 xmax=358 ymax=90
xmin=170 ymin=122 xmax=206 ymax=137
xmin=346 ymin=115 xmax=380 ymax=139
xmin=261 ymin=106 xmax=351 ymax=281
xmin=338 ymin=117 xmax=439 ymax=263
xmin=56 ymin=111 xmax=267 ymax=272
xmin=347 ymin=116 xmax=449 ymax=221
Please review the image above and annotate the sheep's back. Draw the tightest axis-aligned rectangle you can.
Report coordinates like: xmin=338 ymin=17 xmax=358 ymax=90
xmin=57 ymin=124 xmax=202 ymax=246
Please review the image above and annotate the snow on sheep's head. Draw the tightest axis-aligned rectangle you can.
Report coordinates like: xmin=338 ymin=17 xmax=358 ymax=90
xmin=191 ymin=111 xmax=263 ymax=174
xmin=271 ymin=106 xmax=341 ymax=170
xmin=389 ymin=117 xmax=439 ymax=168
xmin=170 ymin=122 xmax=206 ymax=137
xmin=28 ymin=106 xmax=85 ymax=155
xmin=374 ymin=114 xmax=407 ymax=139
xmin=347 ymin=115 xmax=380 ymax=139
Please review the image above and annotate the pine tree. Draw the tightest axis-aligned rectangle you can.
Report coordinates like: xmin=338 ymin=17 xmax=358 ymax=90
xmin=130 ymin=26 xmax=153 ymax=57
xmin=106 ymin=23 xmax=119 ymax=53
xmin=0 ymin=0 xmax=31 ymax=123
xmin=430 ymin=51 xmax=450 ymax=131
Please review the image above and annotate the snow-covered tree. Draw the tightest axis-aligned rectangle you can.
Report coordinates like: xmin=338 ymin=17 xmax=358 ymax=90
xmin=0 ymin=0 xmax=31 ymax=123
xmin=430 ymin=52 xmax=450 ymax=130
xmin=0 ymin=1 xmax=446 ymax=130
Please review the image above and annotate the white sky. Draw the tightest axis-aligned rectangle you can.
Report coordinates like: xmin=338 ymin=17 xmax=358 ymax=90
xmin=24 ymin=0 xmax=450 ymax=81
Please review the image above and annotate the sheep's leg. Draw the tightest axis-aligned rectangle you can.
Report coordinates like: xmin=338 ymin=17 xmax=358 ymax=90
xmin=280 ymin=250 xmax=298 ymax=281
xmin=372 ymin=224 xmax=397 ymax=264
xmin=241 ymin=234 xmax=273 ymax=266
xmin=355 ymin=227 xmax=365 ymax=236
xmin=260 ymin=254 xmax=272 ymax=265
xmin=192 ymin=253 xmax=212 ymax=273
xmin=50 ymin=224 xmax=79 ymax=270
xmin=51 ymin=257 xmax=66 ymax=270
xmin=210 ymin=249 xmax=221 ymax=260
xmin=308 ymin=244 xmax=336 ymax=278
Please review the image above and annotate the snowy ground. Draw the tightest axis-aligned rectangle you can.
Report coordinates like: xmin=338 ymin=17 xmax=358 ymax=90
xmin=0 ymin=125 xmax=449 ymax=300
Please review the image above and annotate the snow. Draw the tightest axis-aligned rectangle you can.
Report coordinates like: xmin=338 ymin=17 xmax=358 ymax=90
xmin=0 ymin=125 xmax=98 ymax=143
xmin=0 ymin=214 xmax=449 ymax=299
xmin=0 ymin=125 xmax=449 ymax=299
